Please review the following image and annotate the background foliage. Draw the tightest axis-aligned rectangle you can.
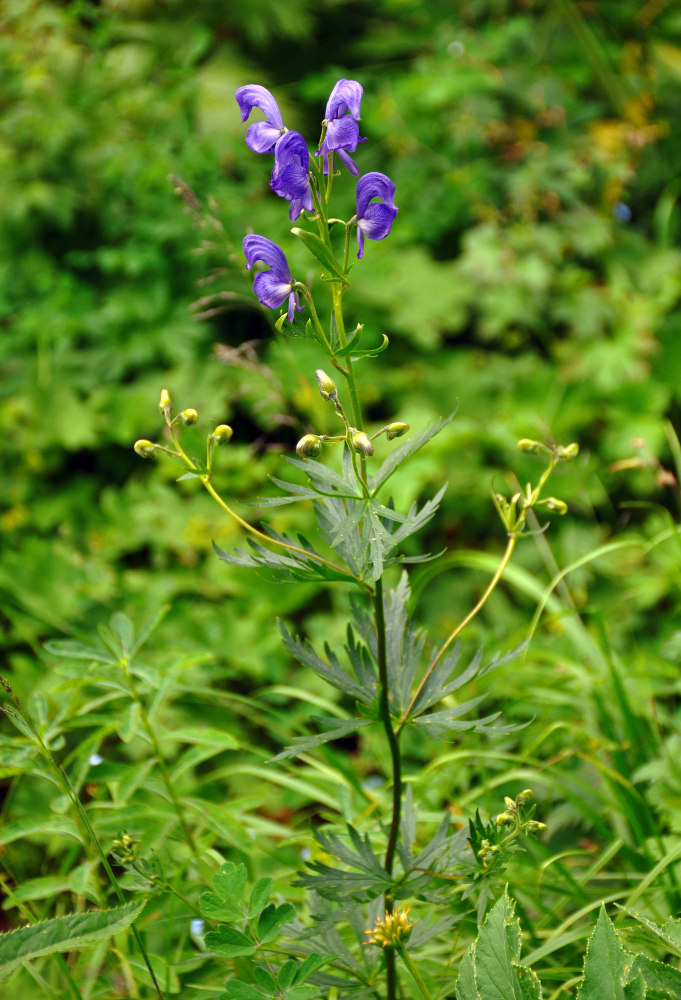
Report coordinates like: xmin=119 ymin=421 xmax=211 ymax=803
xmin=2 ymin=0 xmax=681 ymax=995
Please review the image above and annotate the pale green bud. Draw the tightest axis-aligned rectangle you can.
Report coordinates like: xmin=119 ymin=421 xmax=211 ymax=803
xmin=159 ymin=388 xmax=171 ymax=412
xmin=504 ymin=796 xmax=516 ymax=811
xmin=517 ymin=438 xmax=542 ymax=454
xmin=314 ymin=369 xmax=337 ymax=400
xmin=557 ymin=442 xmax=579 ymax=461
xmin=519 ymin=789 xmax=534 ymax=803
xmin=180 ymin=409 xmax=199 ymax=425
xmin=386 ymin=422 xmax=410 ymax=440
xmin=296 ymin=433 xmax=323 ymax=458
xmin=212 ymin=424 xmax=233 ymax=444
xmin=495 ymin=812 xmax=512 ymax=826
xmin=527 ymin=820 xmax=548 ymax=833
xmin=351 ymin=431 xmax=374 ymax=457
xmin=544 ymin=497 xmax=568 ymax=514
xmin=134 ymin=439 xmax=156 ymax=458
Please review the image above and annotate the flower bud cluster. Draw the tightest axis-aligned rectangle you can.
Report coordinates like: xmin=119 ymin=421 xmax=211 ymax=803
xmin=365 ymin=906 xmax=414 ymax=947
xmin=111 ymin=832 xmax=137 ymax=864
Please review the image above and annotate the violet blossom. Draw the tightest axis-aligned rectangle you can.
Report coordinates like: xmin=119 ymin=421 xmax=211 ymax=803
xmin=317 ymin=78 xmax=366 ymax=176
xmin=355 ymin=172 xmax=398 ymax=258
xmin=243 ymin=235 xmax=303 ymax=323
xmin=235 ymin=85 xmax=286 ymax=153
xmin=271 ymin=131 xmax=314 ymax=221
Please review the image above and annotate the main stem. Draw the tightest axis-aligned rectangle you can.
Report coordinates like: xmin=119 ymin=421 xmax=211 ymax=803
xmin=374 ymin=577 xmax=402 ymax=1000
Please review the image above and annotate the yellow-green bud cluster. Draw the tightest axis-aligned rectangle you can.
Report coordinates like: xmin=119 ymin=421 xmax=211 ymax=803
xmin=296 ymin=434 xmax=323 ymax=458
xmin=111 ymin=832 xmax=137 ymax=863
xmin=365 ymin=906 xmax=414 ymax=947
xmin=180 ymin=408 xmax=199 ymax=426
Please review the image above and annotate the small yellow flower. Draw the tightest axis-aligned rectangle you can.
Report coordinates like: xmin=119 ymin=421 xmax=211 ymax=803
xmin=365 ymin=906 xmax=413 ymax=947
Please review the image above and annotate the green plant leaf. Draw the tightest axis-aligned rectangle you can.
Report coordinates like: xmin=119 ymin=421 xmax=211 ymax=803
xmin=371 ymin=410 xmax=457 ymax=492
xmin=220 ymin=981 xmax=265 ymax=999
xmin=201 ymin=862 xmax=248 ymax=923
xmin=0 ymin=900 xmax=147 ymax=981
xmin=577 ymin=906 xmax=642 ymax=1000
xmin=290 ymin=228 xmax=346 ymax=281
xmin=257 ymin=902 xmax=296 ymax=943
xmin=248 ymin=877 xmax=273 ymax=918
xmin=631 ymin=954 xmax=681 ymax=997
xmin=204 ymin=925 xmax=256 ymax=958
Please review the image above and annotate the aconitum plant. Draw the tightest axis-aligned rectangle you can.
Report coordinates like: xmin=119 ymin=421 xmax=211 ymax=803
xmin=133 ymin=80 xmax=581 ymax=1000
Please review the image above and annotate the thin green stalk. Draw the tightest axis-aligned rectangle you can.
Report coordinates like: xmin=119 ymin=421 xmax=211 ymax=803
xmin=395 ymin=943 xmax=434 ymax=1000
xmin=397 ymin=533 xmax=517 ymax=735
xmin=374 ymin=577 xmax=402 ymax=1000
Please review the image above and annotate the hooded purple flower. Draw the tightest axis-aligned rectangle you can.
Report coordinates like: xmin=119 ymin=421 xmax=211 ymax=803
xmin=355 ymin=172 xmax=398 ymax=258
xmin=235 ymin=85 xmax=286 ymax=153
xmin=270 ymin=131 xmax=314 ymax=221
xmin=317 ymin=78 xmax=366 ymax=176
xmin=243 ymin=235 xmax=303 ymax=323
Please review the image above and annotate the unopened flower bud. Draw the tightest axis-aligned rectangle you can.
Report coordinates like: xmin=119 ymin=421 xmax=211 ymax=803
xmin=386 ymin=422 xmax=409 ymax=440
xmin=517 ymin=438 xmax=542 ymax=454
xmin=134 ymin=439 xmax=156 ymax=458
xmin=504 ymin=796 xmax=516 ymax=811
xmin=314 ymin=369 xmax=337 ymax=401
xmin=351 ymin=431 xmax=374 ymax=457
xmin=159 ymin=388 xmax=171 ymax=412
xmin=519 ymin=789 xmax=534 ymax=803
xmin=544 ymin=497 xmax=568 ymax=514
xmin=527 ymin=820 xmax=548 ymax=833
xmin=557 ymin=442 xmax=579 ymax=461
xmin=296 ymin=433 xmax=323 ymax=458
xmin=180 ymin=408 xmax=199 ymax=425
xmin=496 ymin=812 xmax=512 ymax=826
xmin=212 ymin=424 xmax=233 ymax=444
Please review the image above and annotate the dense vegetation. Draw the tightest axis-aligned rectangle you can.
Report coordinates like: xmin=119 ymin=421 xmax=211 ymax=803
xmin=2 ymin=0 xmax=681 ymax=996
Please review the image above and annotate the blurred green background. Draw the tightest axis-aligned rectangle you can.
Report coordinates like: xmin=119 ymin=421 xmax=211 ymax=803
xmin=3 ymin=0 xmax=681 ymax=987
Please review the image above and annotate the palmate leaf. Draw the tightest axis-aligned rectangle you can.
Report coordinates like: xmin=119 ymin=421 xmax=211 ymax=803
xmin=0 ymin=900 xmax=147 ymax=981
xmin=212 ymin=531 xmax=354 ymax=586
xmin=271 ymin=717 xmax=373 ymax=762
xmin=278 ymin=622 xmax=375 ymax=704
xmin=296 ymin=825 xmax=393 ymax=902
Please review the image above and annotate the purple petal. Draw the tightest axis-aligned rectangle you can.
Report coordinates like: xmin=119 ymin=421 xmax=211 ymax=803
xmin=253 ymin=270 xmax=294 ymax=310
xmin=337 ymin=148 xmax=360 ymax=176
xmin=271 ymin=132 xmax=312 ymax=216
xmin=245 ymin=121 xmax=285 ymax=153
xmin=357 ymin=229 xmax=365 ymax=260
xmin=243 ymin=235 xmax=291 ymax=281
xmin=325 ymin=79 xmax=363 ymax=121
xmin=323 ymin=117 xmax=362 ymax=153
xmin=287 ymin=289 xmax=302 ymax=323
xmin=356 ymin=203 xmax=398 ymax=243
xmin=235 ymin=85 xmax=284 ymax=128
xmin=356 ymin=171 xmax=396 ymax=218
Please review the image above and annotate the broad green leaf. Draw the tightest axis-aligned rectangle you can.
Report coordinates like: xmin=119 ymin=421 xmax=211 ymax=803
xmin=455 ymin=946 xmax=478 ymax=1000
xmin=0 ymin=817 xmax=81 ymax=847
xmin=0 ymin=900 xmax=146 ymax=981
xmin=290 ymin=228 xmax=346 ymax=281
xmin=200 ymin=862 xmax=248 ymax=923
xmin=473 ymin=892 xmax=541 ymax=1000
xmin=254 ymin=966 xmax=277 ymax=992
xmin=248 ymin=877 xmax=273 ymax=918
xmin=257 ymin=902 xmax=296 ymax=943
xmin=631 ymin=954 xmax=681 ymax=996
xmin=204 ymin=925 xmax=255 ymax=958
xmin=577 ymin=906 xmax=638 ymax=1000
xmin=220 ymin=983 xmax=265 ymax=1000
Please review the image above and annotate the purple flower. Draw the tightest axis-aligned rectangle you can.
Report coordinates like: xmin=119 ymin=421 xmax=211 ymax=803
xmin=243 ymin=235 xmax=303 ymax=323
xmin=317 ymin=78 xmax=366 ymax=176
xmin=355 ymin=172 xmax=398 ymax=258
xmin=271 ymin=131 xmax=314 ymax=221
xmin=235 ymin=85 xmax=285 ymax=153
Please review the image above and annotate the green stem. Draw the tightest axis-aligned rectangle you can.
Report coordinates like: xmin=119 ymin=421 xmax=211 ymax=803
xmin=374 ymin=577 xmax=401 ymax=1000
xmin=395 ymin=943 xmax=434 ymax=1000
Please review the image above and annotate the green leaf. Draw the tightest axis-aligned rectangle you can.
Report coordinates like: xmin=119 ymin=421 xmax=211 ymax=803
xmin=459 ymin=891 xmax=542 ymax=1000
xmin=577 ymin=906 xmax=640 ymax=1000
xmin=248 ymin=877 xmax=273 ymax=918
xmin=203 ymin=862 xmax=248 ymax=922
xmin=204 ymin=925 xmax=255 ymax=958
xmin=455 ymin=947 xmax=479 ymax=1000
xmin=220 ymin=981 xmax=265 ymax=1000
xmin=333 ymin=330 xmax=389 ymax=360
xmin=290 ymin=228 xmax=346 ymax=281
xmin=0 ymin=900 xmax=147 ymax=981
xmin=43 ymin=639 xmax=116 ymax=665
xmin=257 ymin=902 xmax=295 ymax=943
xmin=371 ymin=410 xmax=457 ymax=492
xmin=631 ymin=954 xmax=681 ymax=997
xmin=271 ymin=717 xmax=373 ymax=762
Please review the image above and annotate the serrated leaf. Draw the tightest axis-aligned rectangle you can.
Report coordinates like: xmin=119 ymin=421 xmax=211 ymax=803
xmin=0 ymin=900 xmax=147 ymax=981
xmin=257 ymin=902 xmax=296 ymax=943
xmin=278 ymin=623 xmax=370 ymax=701
xmin=455 ymin=946 xmax=479 ymax=1000
xmin=291 ymin=228 xmax=346 ymax=281
xmin=631 ymin=954 xmax=681 ymax=996
xmin=577 ymin=906 xmax=635 ymax=1000
xmin=204 ymin=925 xmax=255 ymax=958
xmin=472 ymin=892 xmax=541 ymax=1000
